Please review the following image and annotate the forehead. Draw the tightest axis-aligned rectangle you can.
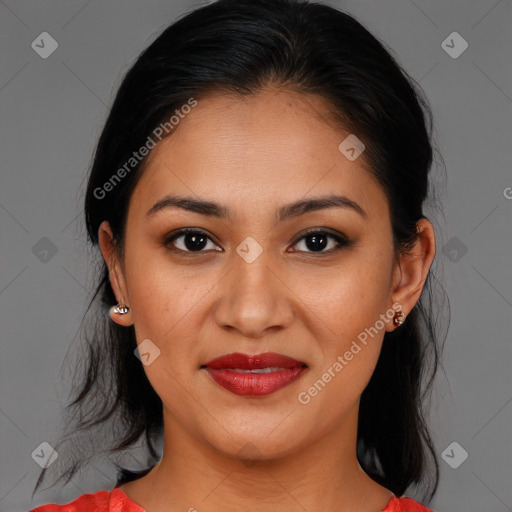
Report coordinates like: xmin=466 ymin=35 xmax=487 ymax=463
xmin=128 ymin=88 xmax=389 ymax=224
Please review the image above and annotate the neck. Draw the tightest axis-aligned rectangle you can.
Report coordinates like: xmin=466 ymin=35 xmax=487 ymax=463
xmin=121 ymin=403 xmax=394 ymax=512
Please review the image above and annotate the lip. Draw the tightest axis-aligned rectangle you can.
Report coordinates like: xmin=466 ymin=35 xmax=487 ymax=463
xmin=202 ymin=352 xmax=308 ymax=397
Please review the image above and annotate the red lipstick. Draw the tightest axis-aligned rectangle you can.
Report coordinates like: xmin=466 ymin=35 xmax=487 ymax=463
xmin=202 ymin=352 xmax=307 ymax=397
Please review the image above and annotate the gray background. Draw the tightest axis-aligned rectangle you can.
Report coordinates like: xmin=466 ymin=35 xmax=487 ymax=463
xmin=1 ymin=1 xmax=511 ymax=511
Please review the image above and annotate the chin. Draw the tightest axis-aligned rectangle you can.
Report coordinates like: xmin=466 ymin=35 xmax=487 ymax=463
xmin=200 ymin=419 xmax=308 ymax=464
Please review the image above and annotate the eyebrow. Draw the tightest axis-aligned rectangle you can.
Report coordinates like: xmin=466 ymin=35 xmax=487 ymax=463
xmin=146 ymin=193 xmax=367 ymax=222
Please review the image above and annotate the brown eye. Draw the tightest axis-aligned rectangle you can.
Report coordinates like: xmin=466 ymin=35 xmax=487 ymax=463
xmin=164 ymin=228 xmax=220 ymax=253
xmin=163 ymin=227 xmax=350 ymax=256
xmin=289 ymin=229 xmax=350 ymax=254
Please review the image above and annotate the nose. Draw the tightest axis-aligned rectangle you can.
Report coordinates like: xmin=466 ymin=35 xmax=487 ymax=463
xmin=213 ymin=244 xmax=294 ymax=339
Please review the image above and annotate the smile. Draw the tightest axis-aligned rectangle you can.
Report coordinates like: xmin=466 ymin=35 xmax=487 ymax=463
xmin=202 ymin=352 xmax=308 ymax=397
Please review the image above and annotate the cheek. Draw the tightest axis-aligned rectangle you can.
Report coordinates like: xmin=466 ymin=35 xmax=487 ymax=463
xmin=124 ymin=240 xmax=206 ymax=330
xmin=121 ymin=246 xmax=187 ymax=357
xmin=292 ymin=253 xmax=392 ymax=410
xmin=292 ymin=252 xmax=393 ymax=345
xmin=122 ymin=255 xmax=208 ymax=417
xmin=295 ymin=343 xmax=381 ymax=437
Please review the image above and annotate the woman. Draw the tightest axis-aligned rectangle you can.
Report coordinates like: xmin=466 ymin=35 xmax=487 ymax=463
xmin=30 ymin=0 xmax=445 ymax=510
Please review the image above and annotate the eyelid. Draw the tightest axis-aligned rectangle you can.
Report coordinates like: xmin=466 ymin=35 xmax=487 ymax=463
xmin=163 ymin=227 xmax=350 ymax=254
xmin=290 ymin=226 xmax=349 ymax=245
xmin=287 ymin=227 xmax=350 ymax=255
xmin=163 ymin=227 xmax=221 ymax=251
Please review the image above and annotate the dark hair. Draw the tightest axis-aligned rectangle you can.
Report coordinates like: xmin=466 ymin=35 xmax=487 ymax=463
xmin=33 ymin=0 xmax=448 ymax=504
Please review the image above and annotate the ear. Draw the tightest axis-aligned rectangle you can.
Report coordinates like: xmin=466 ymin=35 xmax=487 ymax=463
xmin=98 ymin=220 xmax=133 ymax=327
xmin=385 ymin=218 xmax=436 ymax=332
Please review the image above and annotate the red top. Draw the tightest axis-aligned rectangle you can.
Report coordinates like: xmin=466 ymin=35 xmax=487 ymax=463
xmin=29 ymin=487 xmax=434 ymax=512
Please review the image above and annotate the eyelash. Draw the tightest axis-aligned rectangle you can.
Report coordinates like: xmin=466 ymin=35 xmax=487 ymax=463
xmin=163 ymin=227 xmax=351 ymax=256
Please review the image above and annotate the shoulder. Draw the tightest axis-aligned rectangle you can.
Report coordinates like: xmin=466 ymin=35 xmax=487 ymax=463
xmin=28 ymin=488 xmax=145 ymax=512
xmin=384 ymin=495 xmax=436 ymax=512
xmin=28 ymin=490 xmax=111 ymax=512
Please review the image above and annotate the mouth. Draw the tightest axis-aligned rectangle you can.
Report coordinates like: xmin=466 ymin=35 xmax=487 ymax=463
xmin=201 ymin=352 xmax=308 ymax=397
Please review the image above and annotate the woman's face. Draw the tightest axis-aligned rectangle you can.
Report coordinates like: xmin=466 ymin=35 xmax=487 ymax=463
xmin=101 ymin=87 xmax=422 ymax=461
